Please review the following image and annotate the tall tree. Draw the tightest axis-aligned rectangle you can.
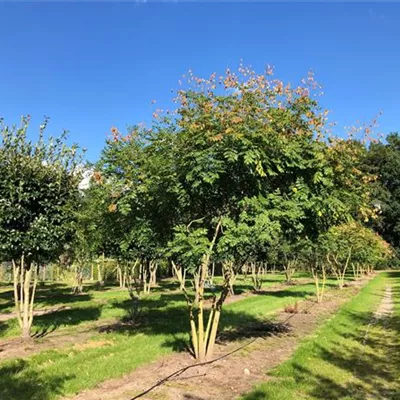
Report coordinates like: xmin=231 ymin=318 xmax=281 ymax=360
xmin=365 ymin=133 xmax=400 ymax=257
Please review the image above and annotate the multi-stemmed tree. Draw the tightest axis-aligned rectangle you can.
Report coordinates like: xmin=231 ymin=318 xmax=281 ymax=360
xmin=0 ymin=117 xmax=82 ymax=338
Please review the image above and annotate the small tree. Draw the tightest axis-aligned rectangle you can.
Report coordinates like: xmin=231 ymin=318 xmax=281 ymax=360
xmin=169 ymin=219 xmax=222 ymax=362
xmin=0 ymin=117 xmax=82 ymax=338
xmin=320 ymin=222 xmax=391 ymax=289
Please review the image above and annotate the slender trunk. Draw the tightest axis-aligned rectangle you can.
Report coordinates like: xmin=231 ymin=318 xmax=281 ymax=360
xmin=12 ymin=256 xmax=37 ymax=339
xmin=122 ymin=263 xmax=127 ymax=288
xmin=320 ymin=263 xmax=326 ymax=301
xmin=149 ymin=261 xmax=158 ymax=287
xmin=177 ymin=219 xmax=223 ymax=362
xmin=284 ymin=259 xmax=296 ymax=283
xmin=28 ymin=268 xmax=38 ymax=330
xmin=251 ymin=262 xmax=263 ymax=291
xmin=311 ymin=263 xmax=326 ymax=303
xmin=98 ymin=252 xmax=105 ymax=285
xmin=243 ymin=263 xmax=248 ymax=281
xmin=41 ymin=264 xmax=46 ymax=281
xmin=182 ymin=269 xmax=187 ymax=290
xmin=193 ymin=273 xmax=200 ymax=304
xmin=205 ymin=308 xmax=221 ymax=360
xmin=172 ymin=261 xmax=186 ymax=291
xmin=339 ymin=248 xmax=352 ymax=289
xmin=223 ymin=261 xmax=236 ymax=296
xmin=209 ymin=262 xmax=215 ymax=285
xmin=190 ymin=310 xmax=199 ymax=360
xmin=117 ymin=264 xmax=123 ymax=288
xmin=12 ymin=260 xmax=22 ymax=329
xmin=22 ymin=266 xmax=33 ymax=338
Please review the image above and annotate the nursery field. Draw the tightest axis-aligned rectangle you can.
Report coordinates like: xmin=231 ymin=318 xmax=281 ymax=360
xmin=2 ymin=3 xmax=400 ymax=400
xmin=1 ymin=271 xmax=398 ymax=400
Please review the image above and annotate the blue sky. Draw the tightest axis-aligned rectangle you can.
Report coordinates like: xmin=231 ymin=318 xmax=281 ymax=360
xmin=0 ymin=2 xmax=399 ymax=161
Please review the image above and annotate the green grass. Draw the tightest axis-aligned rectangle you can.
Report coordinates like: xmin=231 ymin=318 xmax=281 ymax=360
xmin=242 ymin=271 xmax=400 ymax=400
xmin=0 ymin=273 xmax=300 ymax=339
xmin=0 ymin=274 xmax=322 ymax=400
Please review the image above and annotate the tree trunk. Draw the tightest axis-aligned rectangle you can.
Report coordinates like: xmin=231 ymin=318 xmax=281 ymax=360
xmin=174 ymin=219 xmax=225 ymax=362
xmin=72 ymin=265 xmax=83 ymax=294
xmin=149 ymin=261 xmax=158 ymax=287
xmin=41 ymin=264 xmax=46 ymax=281
xmin=251 ymin=262 xmax=263 ymax=291
xmin=172 ymin=261 xmax=186 ymax=291
xmin=90 ymin=263 xmax=94 ymax=281
xmin=117 ymin=264 xmax=123 ymax=288
xmin=311 ymin=262 xmax=326 ymax=303
xmin=12 ymin=256 xmax=38 ymax=339
xmin=98 ymin=253 xmax=105 ymax=286
xmin=223 ymin=261 xmax=236 ymax=296
xmin=209 ymin=262 xmax=215 ymax=285
xmin=283 ymin=259 xmax=296 ymax=283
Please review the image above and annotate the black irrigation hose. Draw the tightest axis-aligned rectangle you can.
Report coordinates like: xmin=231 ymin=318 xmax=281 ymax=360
xmin=130 ymin=337 xmax=258 ymax=400
xmin=129 ymin=285 xmax=353 ymax=400
xmin=130 ymin=298 xmax=321 ymax=399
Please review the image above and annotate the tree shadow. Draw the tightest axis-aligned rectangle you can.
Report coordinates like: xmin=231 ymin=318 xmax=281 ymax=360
xmin=183 ymin=395 xmax=206 ymax=400
xmin=31 ymin=305 xmax=103 ymax=338
xmin=99 ymin=292 xmax=293 ymax=354
xmin=0 ymin=320 xmax=8 ymax=337
xmin=245 ymin=291 xmax=400 ymax=399
xmin=254 ymin=287 xmax=314 ymax=300
xmin=0 ymin=359 xmax=72 ymax=400
xmin=0 ymin=284 xmax=93 ymax=315
xmin=216 ymin=319 xmax=290 ymax=343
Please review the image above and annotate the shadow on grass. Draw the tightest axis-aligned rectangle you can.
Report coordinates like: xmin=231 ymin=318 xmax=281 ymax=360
xmin=0 ymin=359 xmax=71 ymax=400
xmin=99 ymin=291 xmax=292 ymax=353
xmin=244 ymin=271 xmax=400 ymax=400
xmin=284 ymin=311 xmax=400 ymax=399
xmin=0 ymin=276 xmax=323 ymax=400
xmin=0 ymin=284 xmax=93 ymax=314
xmin=0 ymin=295 xmax=292 ymax=400
xmin=0 ymin=320 xmax=8 ymax=337
xmin=31 ymin=306 xmax=103 ymax=338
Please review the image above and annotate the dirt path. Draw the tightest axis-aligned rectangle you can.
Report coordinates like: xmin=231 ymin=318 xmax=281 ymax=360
xmin=362 ymin=284 xmax=394 ymax=353
xmin=0 ymin=318 xmax=117 ymax=360
xmin=374 ymin=286 xmax=393 ymax=319
xmin=64 ymin=279 xmax=371 ymax=400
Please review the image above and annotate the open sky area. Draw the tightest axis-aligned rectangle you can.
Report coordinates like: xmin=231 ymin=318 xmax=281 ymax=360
xmin=0 ymin=2 xmax=399 ymax=161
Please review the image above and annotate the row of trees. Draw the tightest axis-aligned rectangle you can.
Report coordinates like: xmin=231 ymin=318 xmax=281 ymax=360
xmin=0 ymin=66 xmax=396 ymax=360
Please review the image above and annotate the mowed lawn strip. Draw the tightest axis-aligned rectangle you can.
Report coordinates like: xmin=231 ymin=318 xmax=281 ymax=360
xmin=0 ymin=277 xmax=323 ymax=400
xmin=242 ymin=271 xmax=400 ymax=400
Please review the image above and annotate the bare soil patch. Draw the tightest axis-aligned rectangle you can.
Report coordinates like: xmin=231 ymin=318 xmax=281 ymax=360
xmin=0 ymin=318 xmax=115 ymax=360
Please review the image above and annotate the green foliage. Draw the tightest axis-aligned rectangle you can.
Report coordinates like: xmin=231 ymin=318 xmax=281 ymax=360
xmin=365 ymin=132 xmax=400 ymax=258
xmin=0 ymin=117 xmax=82 ymax=264
xmin=89 ymin=65 xmax=380 ymax=279
xmin=319 ymin=221 xmax=391 ymax=269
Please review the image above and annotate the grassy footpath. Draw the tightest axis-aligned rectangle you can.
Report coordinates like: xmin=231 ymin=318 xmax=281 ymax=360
xmin=243 ymin=271 xmax=400 ymax=400
xmin=0 ymin=275 xmax=320 ymax=400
